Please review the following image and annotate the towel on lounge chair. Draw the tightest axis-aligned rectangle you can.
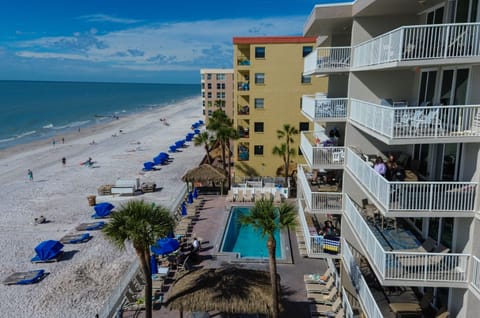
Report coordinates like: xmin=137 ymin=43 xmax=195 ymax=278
xmin=60 ymin=233 xmax=91 ymax=244
xmin=3 ymin=270 xmax=48 ymax=285
xmin=75 ymin=221 xmax=105 ymax=231
xmin=31 ymin=240 xmax=64 ymax=263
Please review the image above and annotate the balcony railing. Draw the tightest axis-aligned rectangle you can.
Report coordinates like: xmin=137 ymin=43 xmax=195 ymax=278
xmin=350 ymin=99 xmax=480 ymax=139
xmin=237 ymin=82 xmax=249 ymax=91
xmin=304 ymin=47 xmax=351 ymax=74
xmin=302 ymin=95 xmax=348 ymax=121
xmin=298 ymin=199 xmax=341 ymax=257
xmin=472 ymin=256 xmax=480 ymax=295
xmin=342 ymin=239 xmax=383 ymax=318
xmin=300 ymin=132 xmax=345 ymax=169
xmin=346 ymin=148 xmax=477 ymax=213
xmin=344 ymin=196 xmax=469 ymax=284
xmin=298 ymin=165 xmax=344 ymax=213
xmin=353 ymin=23 xmax=480 ymax=68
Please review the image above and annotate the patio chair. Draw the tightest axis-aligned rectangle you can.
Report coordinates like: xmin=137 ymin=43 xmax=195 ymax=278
xmin=225 ymin=190 xmax=235 ymax=202
xmin=274 ymin=192 xmax=283 ymax=204
xmin=305 ymin=276 xmax=334 ymax=293
xmin=237 ymin=190 xmax=245 ymax=202
xmin=254 ymin=191 xmax=263 ymax=202
xmin=245 ymin=189 xmax=254 ymax=202
xmin=310 ymin=297 xmax=342 ymax=317
xmin=331 ymin=149 xmax=344 ymax=164
xmin=389 ymin=291 xmax=433 ymax=316
xmin=308 ymin=286 xmax=338 ymax=304
xmin=304 ymin=268 xmax=332 ymax=283
xmin=412 ymin=108 xmax=442 ymax=133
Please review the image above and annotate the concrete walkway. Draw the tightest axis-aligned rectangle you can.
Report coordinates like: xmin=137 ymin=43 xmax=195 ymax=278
xmin=123 ymin=195 xmax=328 ymax=318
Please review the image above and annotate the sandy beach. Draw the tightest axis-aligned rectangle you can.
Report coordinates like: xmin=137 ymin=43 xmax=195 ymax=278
xmin=0 ymin=96 xmax=205 ymax=318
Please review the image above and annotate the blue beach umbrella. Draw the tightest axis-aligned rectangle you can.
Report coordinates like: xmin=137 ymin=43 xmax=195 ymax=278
xmin=187 ymin=191 xmax=193 ymax=204
xmin=150 ymin=255 xmax=158 ymax=275
xmin=193 ymin=187 xmax=198 ymax=199
xmin=181 ymin=202 xmax=187 ymax=216
xmin=151 ymin=238 xmax=180 ymax=255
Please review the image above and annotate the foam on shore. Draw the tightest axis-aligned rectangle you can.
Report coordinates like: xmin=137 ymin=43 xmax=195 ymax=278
xmin=0 ymin=96 xmax=205 ymax=317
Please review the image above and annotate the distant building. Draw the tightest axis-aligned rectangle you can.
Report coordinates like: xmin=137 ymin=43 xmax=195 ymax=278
xmin=200 ymin=69 xmax=234 ymax=123
xmin=232 ymin=36 xmax=328 ymax=179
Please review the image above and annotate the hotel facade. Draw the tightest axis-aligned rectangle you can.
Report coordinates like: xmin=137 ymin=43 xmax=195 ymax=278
xmin=297 ymin=0 xmax=480 ymax=317
xmin=232 ymin=36 xmax=328 ymax=179
xmin=200 ymin=69 xmax=234 ymax=123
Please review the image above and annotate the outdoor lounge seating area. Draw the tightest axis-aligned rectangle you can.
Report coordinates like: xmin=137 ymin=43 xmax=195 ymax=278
xmin=304 ymin=267 xmax=344 ymax=317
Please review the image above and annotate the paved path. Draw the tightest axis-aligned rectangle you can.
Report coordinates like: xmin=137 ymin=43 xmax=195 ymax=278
xmin=123 ymin=195 xmax=328 ymax=318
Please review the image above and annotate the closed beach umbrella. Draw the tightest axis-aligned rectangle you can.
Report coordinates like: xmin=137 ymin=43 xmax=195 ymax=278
xmin=187 ymin=191 xmax=193 ymax=204
xmin=150 ymin=255 xmax=158 ymax=275
xmin=151 ymin=238 xmax=180 ymax=255
xmin=181 ymin=202 xmax=187 ymax=216
xmin=193 ymin=187 xmax=198 ymax=199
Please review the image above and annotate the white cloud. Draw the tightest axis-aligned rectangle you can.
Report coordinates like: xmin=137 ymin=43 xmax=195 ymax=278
xmin=13 ymin=16 xmax=306 ymax=71
xmin=78 ymin=14 xmax=143 ymax=24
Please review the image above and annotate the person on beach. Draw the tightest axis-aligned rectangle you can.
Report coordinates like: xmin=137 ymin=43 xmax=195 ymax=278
xmin=27 ymin=169 xmax=33 ymax=181
xmin=62 ymin=137 xmax=64 ymax=144
xmin=52 ymin=139 xmax=56 ymax=147
xmin=61 ymin=157 xmax=66 ymax=166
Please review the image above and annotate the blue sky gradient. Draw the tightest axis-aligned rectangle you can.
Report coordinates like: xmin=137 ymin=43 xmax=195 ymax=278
xmin=0 ymin=0 xmax=331 ymax=83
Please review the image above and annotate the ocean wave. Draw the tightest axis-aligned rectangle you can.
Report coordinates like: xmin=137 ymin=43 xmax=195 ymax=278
xmin=51 ymin=120 xmax=91 ymax=130
xmin=43 ymin=123 xmax=54 ymax=129
xmin=0 ymin=130 xmax=37 ymax=144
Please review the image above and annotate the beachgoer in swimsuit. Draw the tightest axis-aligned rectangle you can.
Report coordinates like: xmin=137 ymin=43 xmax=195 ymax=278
xmin=27 ymin=169 xmax=33 ymax=181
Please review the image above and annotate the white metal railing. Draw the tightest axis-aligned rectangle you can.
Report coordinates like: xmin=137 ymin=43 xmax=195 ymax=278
xmin=302 ymin=95 xmax=348 ymax=120
xmin=301 ymin=132 xmax=345 ymax=168
xmin=350 ymin=98 xmax=480 ymax=139
xmin=342 ymin=239 xmax=384 ymax=318
xmin=298 ymin=199 xmax=341 ymax=256
xmin=354 ymin=23 xmax=480 ymax=67
xmin=472 ymin=256 xmax=480 ymax=294
xmin=344 ymin=196 xmax=469 ymax=283
xmin=297 ymin=165 xmax=344 ymax=213
xmin=346 ymin=147 xmax=477 ymax=213
xmin=342 ymin=287 xmax=355 ymax=318
xmin=304 ymin=47 xmax=351 ymax=73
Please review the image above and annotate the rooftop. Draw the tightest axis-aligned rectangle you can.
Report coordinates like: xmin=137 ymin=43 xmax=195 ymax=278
xmin=233 ymin=36 xmax=317 ymax=44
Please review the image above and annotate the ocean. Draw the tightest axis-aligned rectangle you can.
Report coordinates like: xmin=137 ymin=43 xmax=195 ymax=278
xmin=0 ymin=80 xmax=199 ymax=149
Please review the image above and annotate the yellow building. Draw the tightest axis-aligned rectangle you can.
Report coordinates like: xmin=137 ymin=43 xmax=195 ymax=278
xmin=232 ymin=36 xmax=328 ymax=179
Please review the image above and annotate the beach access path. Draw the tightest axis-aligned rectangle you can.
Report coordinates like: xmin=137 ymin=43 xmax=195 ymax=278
xmin=0 ymin=97 xmax=205 ymax=318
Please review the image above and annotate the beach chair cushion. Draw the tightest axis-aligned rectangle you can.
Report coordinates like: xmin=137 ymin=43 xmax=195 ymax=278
xmin=60 ymin=233 xmax=91 ymax=244
xmin=3 ymin=270 xmax=47 ymax=285
xmin=76 ymin=221 xmax=105 ymax=231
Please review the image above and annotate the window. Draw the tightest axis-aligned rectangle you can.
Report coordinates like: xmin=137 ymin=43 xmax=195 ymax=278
xmin=254 ymin=122 xmax=264 ymax=132
xmin=255 ymin=73 xmax=265 ymax=84
xmin=201 ymin=83 xmax=205 ymax=89
xmin=255 ymin=47 xmax=265 ymax=58
xmin=299 ymin=122 xmax=309 ymax=131
xmin=202 ymin=109 xmax=205 ymax=115
xmin=254 ymin=98 xmax=264 ymax=109
xmin=303 ymin=46 xmax=313 ymax=57
xmin=216 ymin=73 xmax=226 ymax=80
xmin=202 ymin=101 xmax=205 ymax=107
xmin=201 ymin=74 xmax=205 ymax=80
xmin=254 ymin=145 xmax=264 ymax=155
xmin=207 ymin=73 xmax=212 ymax=80
xmin=298 ymin=147 xmax=303 ymax=156
xmin=301 ymin=74 xmax=311 ymax=84
xmin=207 ymin=101 xmax=212 ymax=107
xmin=207 ymin=83 xmax=212 ymax=89
xmin=208 ymin=110 xmax=213 ymax=115
xmin=207 ymin=92 xmax=212 ymax=98
xmin=202 ymin=92 xmax=205 ymax=98
xmin=216 ymin=83 xmax=226 ymax=90
xmin=216 ymin=92 xmax=225 ymax=99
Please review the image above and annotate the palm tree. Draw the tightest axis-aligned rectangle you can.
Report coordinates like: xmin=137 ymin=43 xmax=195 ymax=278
xmin=274 ymin=124 xmax=299 ymax=185
xmin=239 ymin=199 xmax=297 ymax=318
xmin=193 ymin=131 xmax=214 ymax=165
xmin=103 ymin=200 xmax=174 ymax=318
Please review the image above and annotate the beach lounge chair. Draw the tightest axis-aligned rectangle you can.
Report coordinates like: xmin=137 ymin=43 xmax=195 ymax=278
xmin=254 ymin=191 xmax=263 ymax=202
xmin=308 ymin=286 xmax=338 ymax=304
xmin=75 ymin=221 xmax=105 ymax=231
xmin=237 ymin=190 xmax=245 ymax=202
xmin=31 ymin=240 xmax=64 ymax=263
xmin=60 ymin=233 xmax=91 ymax=244
xmin=389 ymin=291 xmax=433 ymax=316
xmin=245 ymin=189 xmax=253 ymax=202
xmin=310 ymin=297 xmax=342 ymax=316
xmin=3 ymin=270 xmax=48 ymax=285
xmin=304 ymin=268 xmax=332 ymax=283
xmin=305 ymin=276 xmax=334 ymax=293
xmin=226 ymin=190 xmax=235 ymax=202
xmin=274 ymin=192 xmax=283 ymax=204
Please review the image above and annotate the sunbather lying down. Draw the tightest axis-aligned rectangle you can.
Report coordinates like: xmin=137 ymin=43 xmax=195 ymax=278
xmin=35 ymin=216 xmax=46 ymax=224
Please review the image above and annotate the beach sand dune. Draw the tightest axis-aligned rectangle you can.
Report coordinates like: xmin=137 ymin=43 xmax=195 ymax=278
xmin=0 ymin=97 xmax=204 ymax=317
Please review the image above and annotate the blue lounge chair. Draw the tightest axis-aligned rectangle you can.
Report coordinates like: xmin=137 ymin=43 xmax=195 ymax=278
xmin=92 ymin=202 xmax=114 ymax=219
xmin=143 ymin=162 xmax=156 ymax=171
xmin=3 ymin=270 xmax=48 ymax=285
xmin=75 ymin=221 xmax=105 ymax=231
xmin=169 ymin=145 xmax=177 ymax=153
xmin=31 ymin=240 xmax=64 ymax=263
xmin=194 ymin=129 xmax=200 ymax=135
xmin=60 ymin=233 xmax=91 ymax=244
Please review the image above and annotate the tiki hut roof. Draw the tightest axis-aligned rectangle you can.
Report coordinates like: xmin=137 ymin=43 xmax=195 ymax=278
xmin=181 ymin=164 xmax=227 ymax=183
xmin=166 ymin=267 xmax=275 ymax=314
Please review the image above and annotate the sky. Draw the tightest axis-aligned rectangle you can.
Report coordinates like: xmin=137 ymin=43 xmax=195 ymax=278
xmin=0 ymin=0 xmax=345 ymax=84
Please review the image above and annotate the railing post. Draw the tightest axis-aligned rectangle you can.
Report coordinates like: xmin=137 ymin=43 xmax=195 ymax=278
xmin=444 ymin=25 xmax=450 ymax=58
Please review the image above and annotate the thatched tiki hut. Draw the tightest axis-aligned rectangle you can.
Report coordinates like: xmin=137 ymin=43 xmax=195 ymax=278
xmin=182 ymin=164 xmax=227 ymax=195
xmin=166 ymin=267 xmax=279 ymax=316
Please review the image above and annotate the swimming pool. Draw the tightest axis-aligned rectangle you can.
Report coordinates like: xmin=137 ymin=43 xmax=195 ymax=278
xmin=220 ymin=206 xmax=284 ymax=260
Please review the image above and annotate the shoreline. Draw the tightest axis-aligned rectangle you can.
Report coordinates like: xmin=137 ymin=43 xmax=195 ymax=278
xmin=0 ymin=96 xmax=205 ymax=317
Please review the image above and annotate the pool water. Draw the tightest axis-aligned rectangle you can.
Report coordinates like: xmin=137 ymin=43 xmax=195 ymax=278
xmin=220 ymin=206 xmax=283 ymax=259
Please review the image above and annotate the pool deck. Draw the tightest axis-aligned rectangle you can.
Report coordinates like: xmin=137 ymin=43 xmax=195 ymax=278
xmin=123 ymin=195 xmax=328 ymax=318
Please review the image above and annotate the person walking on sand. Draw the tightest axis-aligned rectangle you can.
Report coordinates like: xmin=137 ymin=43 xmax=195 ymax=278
xmin=61 ymin=157 xmax=66 ymax=166
xmin=62 ymin=137 xmax=64 ymax=144
xmin=27 ymin=169 xmax=33 ymax=181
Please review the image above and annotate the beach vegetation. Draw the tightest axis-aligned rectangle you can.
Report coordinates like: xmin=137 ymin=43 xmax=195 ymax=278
xmin=103 ymin=200 xmax=174 ymax=318
xmin=272 ymin=124 xmax=298 ymax=185
xmin=207 ymin=109 xmax=238 ymax=187
xmin=239 ymin=199 xmax=297 ymax=318
xmin=193 ymin=131 xmax=215 ymax=165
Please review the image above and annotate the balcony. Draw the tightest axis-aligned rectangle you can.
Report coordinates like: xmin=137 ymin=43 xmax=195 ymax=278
xmin=300 ymin=132 xmax=345 ymax=169
xmin=301 ymin=95 xmax=348 ymax=122
xmin=472 ymin=256 xmax=480 ymax=297
xmin=345 ymin=147 xmax=477 ymax=217
xmin=237 ymin=81 xmax=249 ymax=91
xmin=237 ymin=121 xmax=249 ymax=139
xmin=344 ymin=196 xmax=469 ymax=287
xmin=350 ymin=99 xmax=480 ymax=144
xmin=297 ymin=165 xmax=343 ymax=214
xmin=297 ymin=199 xmax=341 ymax=258
xmin=304 ymin=47 xmax=351 ymax=75
xmin=353 ymin=23 xmax=480 ymax=70
xmin=237 ymin=142 xmax=249 ymax=161
xmin=237 ymin=104 xmax=250 ymax=116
